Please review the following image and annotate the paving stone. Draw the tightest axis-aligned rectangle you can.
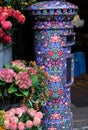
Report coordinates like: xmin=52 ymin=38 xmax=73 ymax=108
xmin=72 ymin=104 xmax=88 ymax=130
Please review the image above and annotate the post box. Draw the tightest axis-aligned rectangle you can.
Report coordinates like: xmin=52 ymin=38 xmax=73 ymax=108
xmin=28 ymin=1 xmax=78 ymax=129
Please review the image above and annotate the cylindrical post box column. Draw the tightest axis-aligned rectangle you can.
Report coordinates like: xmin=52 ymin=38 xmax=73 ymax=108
xmin=28 ymin=1 xmax=78 ymax=129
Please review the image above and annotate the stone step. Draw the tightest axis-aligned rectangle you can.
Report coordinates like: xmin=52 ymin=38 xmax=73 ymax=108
xmin=73 ymin=119 xmax=88 ymax=130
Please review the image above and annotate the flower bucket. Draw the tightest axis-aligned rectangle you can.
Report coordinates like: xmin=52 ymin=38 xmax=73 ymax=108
xmin=3 ymin=46 xmax=12 ymax=66
xmin=74 ymin=51 xmax=86 ymax=74
xmin=74 ymin=59 xmax=80 ymax=77
xmin=0 ymin=103 xmax=20 ymax=111
xmin=0 ymin=44 xmax=12 ymax=70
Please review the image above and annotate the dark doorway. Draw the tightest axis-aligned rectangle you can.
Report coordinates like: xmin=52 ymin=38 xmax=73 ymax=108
xmin=13 ymin=11 xmax=35 ymax=61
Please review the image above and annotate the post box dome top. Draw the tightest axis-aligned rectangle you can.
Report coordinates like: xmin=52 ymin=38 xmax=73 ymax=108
xmin=28 ymin=1 xmax=78 ymax=21
xmin=28 ymin=1 xmax=78 ymax=11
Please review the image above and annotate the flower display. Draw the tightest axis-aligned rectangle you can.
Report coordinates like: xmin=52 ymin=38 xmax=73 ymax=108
xmin=0 ymin=60 xmax=49 ymax=110
xmin=0 ymin=6 xmax=25 ymax=46
xmin=4 ymin=105 xmax=43 ymax=130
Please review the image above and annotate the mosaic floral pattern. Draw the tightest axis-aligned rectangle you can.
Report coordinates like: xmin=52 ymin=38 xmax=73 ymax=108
xmin=29 ymin=1 xmax=78 ymax=130
xmin=32 ymin=1 xmax=77 ymax=9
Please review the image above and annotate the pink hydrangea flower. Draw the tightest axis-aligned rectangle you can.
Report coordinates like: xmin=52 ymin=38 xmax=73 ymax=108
xmin=26 ymin=67 xmax=37 ymax=75
xmin=0 ymin=68 xmax=16 ymax=83
xmin=12 ymin=60 xmax=26 ymax=70
xmin=15 ymin=72 xmax=32 ymax=90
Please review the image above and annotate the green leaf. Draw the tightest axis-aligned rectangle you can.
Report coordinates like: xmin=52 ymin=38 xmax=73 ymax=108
xmin=26 ymin=126 xmax=39 ymax=130
xmin=8 ymin=83 xmax=18 ymax=94
xmin=0 ymin=90 xmax=2 ymax=96
xmin=28 ymin=100 xmax=33 ymax=107
xmin=3 ymin=64 xmax=11 ymax=69
xmin=38 ymin=126 xmax=43 ymax=130
xmin=12 ymin=66 xmax=21 ymax=73
xmin=0 ymin=81 xmax=6 ymax=86
xmin=19 ymin=90 xmax=29 ymax=97
xmin=15 ymin=92 xmax=24 ymax=97
xmin=30 ymin=75 xmax=39 ymax=86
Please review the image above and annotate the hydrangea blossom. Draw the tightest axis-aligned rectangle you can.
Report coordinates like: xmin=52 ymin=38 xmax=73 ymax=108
xmin=15 ymin=72 xmax=32 ymax=90
xmin=0 ymin=68 xmax=16 ymax=83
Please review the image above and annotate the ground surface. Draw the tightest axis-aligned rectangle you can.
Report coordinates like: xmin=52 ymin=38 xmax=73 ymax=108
xmin=71 ymin=74 xmax=88 ymax=130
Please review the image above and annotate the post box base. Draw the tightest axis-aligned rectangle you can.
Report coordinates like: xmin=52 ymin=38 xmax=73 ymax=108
xmin=42 ymin=112 xmax=73 ymax=130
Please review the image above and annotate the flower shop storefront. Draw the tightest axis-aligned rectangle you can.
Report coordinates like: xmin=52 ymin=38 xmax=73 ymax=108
xmin=0 ymin=0 xmax=79 ymax=130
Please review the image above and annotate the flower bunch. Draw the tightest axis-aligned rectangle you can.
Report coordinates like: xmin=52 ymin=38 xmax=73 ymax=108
xmin=4 ymin=105 xmax=43 ymax=130
xmin=0 ymin=60 xmax=49 ymax=110
xmin=0 ymin=6 xmax=25 ymax=45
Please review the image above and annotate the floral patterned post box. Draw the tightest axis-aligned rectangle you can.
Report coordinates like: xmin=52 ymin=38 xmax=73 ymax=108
xmin=28 ymin=1 xmax=78 ymax=129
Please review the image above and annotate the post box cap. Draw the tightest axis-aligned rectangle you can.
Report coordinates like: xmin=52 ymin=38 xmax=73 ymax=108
xmin=28 ymin=1 xmax=78 ymax=16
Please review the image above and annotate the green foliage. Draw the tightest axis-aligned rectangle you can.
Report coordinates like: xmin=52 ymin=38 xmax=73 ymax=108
xmin=8 ymin=83 xmax=18 ymax=93
xmin=0 ymin=0 xmax=37 ymax=11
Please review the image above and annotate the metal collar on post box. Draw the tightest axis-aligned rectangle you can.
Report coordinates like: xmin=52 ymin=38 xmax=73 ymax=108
xmin=28 ymin=1 xmax=78 ymax=20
